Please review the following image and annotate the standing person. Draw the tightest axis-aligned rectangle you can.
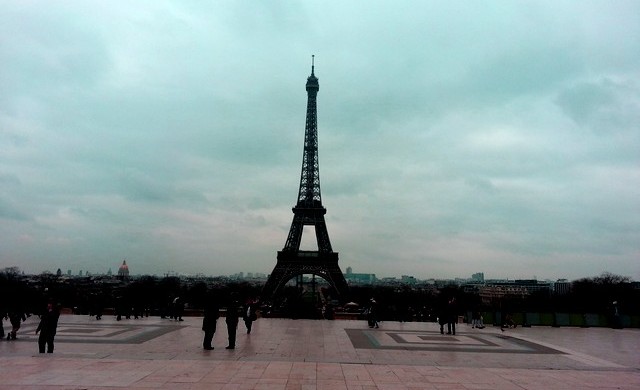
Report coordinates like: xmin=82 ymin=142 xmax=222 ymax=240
xmin=173 ymin=297 xmax=184 ymax=321
xmin=611 ymin=301 xmax=622 ymax=329
xmin=242 ymin=298 xmax=258 ymax=334
xmin=202 ymin=295 xmax=219 ymax=350
xmin=446 ymin=297 xmax=457 ymax=335
xmin=114 ymin=295 xmax=124 ymax=321
xmin=225 ymin=293 xmax=240 ymax=349
xmin=323 ymin=304 xmax=335 ymax=320
xmin=94 ymin=293 xmax=104 ymax=320
xmin=366 ymin=298 xmax=379 ymax=328
xmin=0 ymin=305 xmax=5 ymax=340
xmin=36 ymin=301 xmax=60 ymax=353
xmin=438 ymin=304 xmax=447 ymax=335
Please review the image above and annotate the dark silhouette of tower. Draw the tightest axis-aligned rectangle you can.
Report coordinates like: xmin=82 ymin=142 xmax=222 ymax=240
xmin=262 ymin=57 xmax=348 ymax=300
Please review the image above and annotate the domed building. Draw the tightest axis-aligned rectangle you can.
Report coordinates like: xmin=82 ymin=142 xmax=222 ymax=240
xmin=117 ymin=260 xmax=130 ymax=280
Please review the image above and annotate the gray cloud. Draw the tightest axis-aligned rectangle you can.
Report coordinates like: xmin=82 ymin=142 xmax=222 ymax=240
xmin=0 ymin=1 xmax=638 ymax=280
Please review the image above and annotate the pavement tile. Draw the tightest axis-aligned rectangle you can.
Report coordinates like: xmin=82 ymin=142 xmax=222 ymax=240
xmin=0 ymin=315 xmax=638 ymax=389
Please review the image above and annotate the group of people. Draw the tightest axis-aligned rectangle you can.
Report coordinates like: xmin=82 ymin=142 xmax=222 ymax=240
xmin=363 ymin=297 xmax=489 ymax=333
xmin=202 ymin=294 xmax=258 ymax=350
xmin=438 ymin=297 xmax=459 ymax=335
xmin=471 ymin=309 xmax=486 ymax=329
xmin=3 ymin=294 xmax=500 ymax=355
xmin=1 ymin=301 xmax=61 ymax=354
xmin=2 ymin=294 xmax=261 ymax=354
xmin=437 ymin=299 xmax=487 ymax=334
xmin=440 ymin=299 xmax=490 ymax=334
xmin=162 ymin=296 xmax=185 ymax=321
xmin=364 ymin=297 xmax=485 ymax=333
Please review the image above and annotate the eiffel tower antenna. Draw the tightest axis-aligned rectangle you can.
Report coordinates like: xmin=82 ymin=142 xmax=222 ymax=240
xmin=262 ymin=59 xmax=348 ymax=301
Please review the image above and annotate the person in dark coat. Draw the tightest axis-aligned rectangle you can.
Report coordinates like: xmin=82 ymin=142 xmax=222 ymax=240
xmin=438 ymin=307 xmax=447 ymax=334
xmin=173 ymin=297 xmax=184 ymax=321
xmin=0 ymin=307 xmax=5 ymax=340
xmin=7 ymin=310 xmax=26 ymax=340
xmin=446 ymin=297 xmax=457 ymax=335
xmin=242 ymin=298 xmax=258 ymax=334
xmin=225 ymin=293 xmax=241 ymax=349
xmin=364 ymin=298 xmax=380 ymax=328
xmin=202 ymin=297 xmax=219 ymax=350
xmin=36 ymin=302 xmax=60 ymax=353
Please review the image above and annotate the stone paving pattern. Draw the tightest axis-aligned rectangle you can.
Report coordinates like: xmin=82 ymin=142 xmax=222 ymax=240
xmin=0 ymin=314 xmax=638 ymax=389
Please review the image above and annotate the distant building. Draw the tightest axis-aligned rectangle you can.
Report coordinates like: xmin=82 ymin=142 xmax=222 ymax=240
xmin=479 ymin=279 xmax=551 ymax=305
xmin=117 ymin=260 xmax=130 ymax=280
xmin=242 ymin=272 xmax=267 ymax=280
xmin=479 ymin=284 xmax=528 ymax=305
xmin=344 ymin=266 xmax=376 ymax=285
xmin=554 ymin=279 xmax=571 ymax=295
xmin=471 ymin=272 xmax=484 ymax=282
xmin=401 ymin=275 xmax=417 ymax=285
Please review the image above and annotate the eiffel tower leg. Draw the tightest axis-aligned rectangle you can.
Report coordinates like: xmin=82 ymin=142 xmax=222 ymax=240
xmin=283 ymin=214 xmax=304 ymax=251
xmin=325 ymin=263 xmax=349 ymax=297
xmin=262 ymin=262 xmax=290 ymax=300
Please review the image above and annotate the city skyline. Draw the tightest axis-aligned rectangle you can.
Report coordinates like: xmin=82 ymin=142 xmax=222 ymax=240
xmin=1 ymin=2 xmax=639 ymax=281
xmin=5 ymin=262 xmax=634 ymax=284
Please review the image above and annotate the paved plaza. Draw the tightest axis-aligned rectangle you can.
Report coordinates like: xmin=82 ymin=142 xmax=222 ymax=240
xmin=0 ymin=314 xmax=638 ymax=389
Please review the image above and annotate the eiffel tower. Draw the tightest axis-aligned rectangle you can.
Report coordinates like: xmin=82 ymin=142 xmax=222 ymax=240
xmin=262 ymin=57 xmax=348 ymax=300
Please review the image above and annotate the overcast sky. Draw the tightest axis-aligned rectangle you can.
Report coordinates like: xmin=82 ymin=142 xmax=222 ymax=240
xmin=1 ymin=1 xmax=638 ymax=281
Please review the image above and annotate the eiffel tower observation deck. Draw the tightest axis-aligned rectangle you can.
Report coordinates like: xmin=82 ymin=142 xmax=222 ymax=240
xmin=262 ymin=57 xmax=349 ymax=301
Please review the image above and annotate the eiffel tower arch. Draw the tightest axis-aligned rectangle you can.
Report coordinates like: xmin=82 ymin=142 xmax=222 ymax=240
xmin=262 ymin=57 xmax=349 ymax=302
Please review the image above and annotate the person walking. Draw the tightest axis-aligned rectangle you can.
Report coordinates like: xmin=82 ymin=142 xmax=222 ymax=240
xmin=225 ymin=293 xmax=240 ymax=349
xmin=242 ymin=298 xmax=258 ymax=334
xmin=366 ymin=298 xmax=379 ymax=328
xmin=7 ymin=310 xmax=26 ymax=340
xmin=202 ymin=296 xmax=219 ymax=350
xmin=36 ymin=301 xmax=60 ymax=353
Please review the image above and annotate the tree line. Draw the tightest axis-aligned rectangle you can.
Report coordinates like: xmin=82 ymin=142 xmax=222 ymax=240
xmin=1 ymin=268 xmax=637 ymax=321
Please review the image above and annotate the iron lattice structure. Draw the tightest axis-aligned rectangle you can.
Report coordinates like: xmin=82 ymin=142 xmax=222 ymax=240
xmin=262 ymin=58 xmax=349 ymax=300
